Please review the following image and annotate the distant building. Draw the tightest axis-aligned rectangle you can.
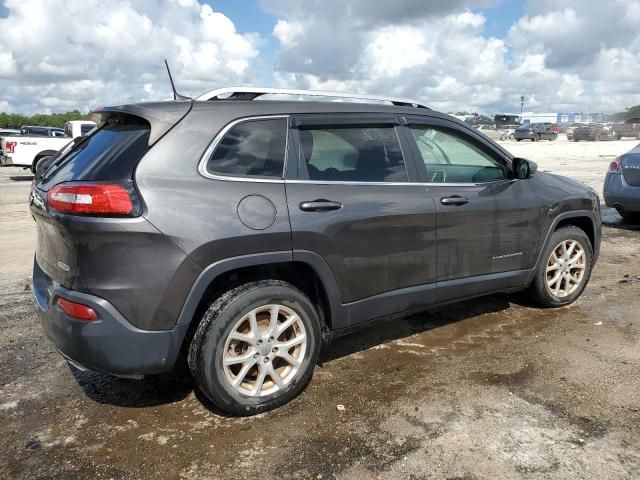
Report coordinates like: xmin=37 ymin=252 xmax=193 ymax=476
xmin=495 ymin=112 xmax=609 ymax=126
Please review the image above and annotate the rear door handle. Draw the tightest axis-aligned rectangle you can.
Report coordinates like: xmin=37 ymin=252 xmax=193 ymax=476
xmin=440 ymin=196 xmax=469 ymax=206
xmin=299 ymin=200 xmax=343 ymax=212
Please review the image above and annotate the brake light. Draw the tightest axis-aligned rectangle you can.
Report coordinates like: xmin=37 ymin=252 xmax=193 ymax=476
xmin=48 ymin=183 xmax=135 ymax=215
xmin=56 ymin=297 xmax=98 ymax=321
xmin=5 ymin=141 xmax=16 ymax=153
xmin=609 ymin=157 xmax=621 ymax=173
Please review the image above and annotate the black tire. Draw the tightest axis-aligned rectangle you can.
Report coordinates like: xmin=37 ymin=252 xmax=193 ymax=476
xmin=619 ymin=210 xmax=640 ymax=223
xmin=528 ymin=226 xmax=593 ymax=308
xmin=32 ymin=155 xmax=50 ymax=174
xmin=516 ymin=139 xmax=522 ymax=142
xmin=188 ymin=280 xmax=321 ymax=416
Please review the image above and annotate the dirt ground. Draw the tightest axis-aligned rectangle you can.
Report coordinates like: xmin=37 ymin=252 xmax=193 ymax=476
xmin=1 ymin=136 xmax=639 ymax=480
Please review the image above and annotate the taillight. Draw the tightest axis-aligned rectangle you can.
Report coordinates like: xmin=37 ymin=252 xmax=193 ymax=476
xmin=48 ymin=183 xmax=136 ymax=216
xmin=5 ymin=141 xmax=16 ymax=153
xmin=609 ymin=157 xmax=621 ymax=173
xmin=56 ymin=297 xmax=98 ymax=321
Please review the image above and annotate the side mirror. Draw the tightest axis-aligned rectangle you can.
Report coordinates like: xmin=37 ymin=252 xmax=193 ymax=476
xmin=513 ymin=157 xmax=537 ymax=179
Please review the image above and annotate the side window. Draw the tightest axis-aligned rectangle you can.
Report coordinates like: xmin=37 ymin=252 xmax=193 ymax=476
xmin=410 ymin=126 xmax=506 ymax=184
xmin=206 ymin=118 xmax=287 ymax=178
xmin=298 ymin=126 xmax=407 ymax=182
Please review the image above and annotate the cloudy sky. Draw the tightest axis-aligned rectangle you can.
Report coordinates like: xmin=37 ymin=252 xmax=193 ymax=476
xmin=0 ymin=0 xmax=639 ymax=115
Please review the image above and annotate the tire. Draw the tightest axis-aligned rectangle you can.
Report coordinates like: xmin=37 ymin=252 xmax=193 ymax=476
xmin=188 ymin=280 xmax=321 ymax=416
xmin=516 ymin=139 xmax=522 ymax=142
xmin=32 ymin=155 xmax=50 ymax=174
xmin=619 ymin=210 xmax=640 ymax=223
xmin=550 ymin=134 xmax=557 ymax=141
xmin=500 ymin=133 xmax=508 ymax=141
xmin=528 ymin=226 xmax=593 ymax=308
xmin=509 ymin=133 xmax=515 ymax=140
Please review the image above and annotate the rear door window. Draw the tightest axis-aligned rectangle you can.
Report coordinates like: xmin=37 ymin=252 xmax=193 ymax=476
xmin=298 ymin=126 xmax=407 ymax=182
xmin=206 ymin=118 xmax=287 ymax=178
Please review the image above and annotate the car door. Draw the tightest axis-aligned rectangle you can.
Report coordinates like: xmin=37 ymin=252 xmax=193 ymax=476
xmin=403 ymin=116 xmax=542 ymax=302
xmin=285 ymin=114 xmax=438 ymax=327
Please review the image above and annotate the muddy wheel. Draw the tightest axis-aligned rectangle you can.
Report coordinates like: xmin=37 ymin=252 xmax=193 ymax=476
xmin=529 ymin=226 xmax=593 ymax=307
xmin=509 ymin=133 xmax=515 ymax=140
xmin=500 ymin=133 xmax=508 ymax=141
xmin=188 ymin=280 xmax=321 ymax=416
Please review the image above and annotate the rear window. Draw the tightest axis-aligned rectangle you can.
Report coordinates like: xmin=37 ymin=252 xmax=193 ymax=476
xmin=206 ymin=118 xmax=287 ymax=178
xmin=80 ymin=124 xmax=94 ymax=135
xmin=39 ymin=115 xmax=150 ymax=189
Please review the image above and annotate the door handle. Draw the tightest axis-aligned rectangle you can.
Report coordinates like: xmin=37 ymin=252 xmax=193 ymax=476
xmin=440 ymin=196 xmax=469 ymax=206
xmin=299 ymin=200 xmax=343 ymax=212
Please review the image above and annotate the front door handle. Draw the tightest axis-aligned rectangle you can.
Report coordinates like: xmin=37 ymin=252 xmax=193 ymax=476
xmin=299 ymin=200 xmax=343 ymax=212
xmin=440 ymin=196 xmax=469 ymax=206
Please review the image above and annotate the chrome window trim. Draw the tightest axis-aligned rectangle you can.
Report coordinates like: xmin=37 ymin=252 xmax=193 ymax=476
xmin=198 ymin=115 xmax=289 ymax=184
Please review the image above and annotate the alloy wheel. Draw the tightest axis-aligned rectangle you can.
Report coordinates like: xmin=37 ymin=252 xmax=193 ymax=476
xmin=222 ymin=304 xmax=307 ymax=397
xmin=545 ymin=240 xmax=586 ymax=298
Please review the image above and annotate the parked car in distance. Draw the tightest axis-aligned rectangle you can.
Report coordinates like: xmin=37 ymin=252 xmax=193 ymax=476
xmin=20 ymin=125 xmax=66 ymax=137
xmin=31 ymin=87 xmax=601 ymax=415
xmin=476 ymin=124 xmax=508 ymax=141
xmin=0 ymin=128 xmax=21 ymax=137
xmin=501 ymin=124 xmax=520 ymax=140
xmin=1 ymin=120 xmax=97 ymax=172
xmin=604 ymin=143 xmax=640 ymax=221
xmin=572 ymin=123 xmax=615 ymax=142
xmin=542 ymin=122 xmax=561 ymax=133
xmin=566 ymin=123 xmax=586 ymax=141
xmin=612 ymin=118 xmax=640 ymax=140
xmin=514 ymin=123 xmax=558 ymax=141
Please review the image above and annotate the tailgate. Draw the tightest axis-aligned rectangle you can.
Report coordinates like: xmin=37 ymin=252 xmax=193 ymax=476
xmin=31 ymin=187 xmax=77 ymax=286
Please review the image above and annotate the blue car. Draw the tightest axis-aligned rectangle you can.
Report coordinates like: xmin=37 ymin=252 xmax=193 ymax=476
xmin=604 ymin=144 xmax=640 ymax=220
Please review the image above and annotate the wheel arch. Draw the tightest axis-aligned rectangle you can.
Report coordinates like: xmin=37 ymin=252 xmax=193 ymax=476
xmin=176 ymin=251 xmax=346 ymax=338
xmin=527 ymin=210 xmax=599 ymax=286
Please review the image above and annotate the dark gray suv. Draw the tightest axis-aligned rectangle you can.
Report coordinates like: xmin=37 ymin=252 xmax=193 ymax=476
xmin=31 ymin=88 xmax=601 ymax=415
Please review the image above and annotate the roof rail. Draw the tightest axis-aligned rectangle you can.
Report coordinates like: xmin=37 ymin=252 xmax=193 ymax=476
xmin=195 ymin=87 xmax=429 ymax=109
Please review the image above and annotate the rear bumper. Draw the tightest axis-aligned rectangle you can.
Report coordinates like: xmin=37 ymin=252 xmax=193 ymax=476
xmin=33 ymin=258 xmax=189 ymax=376
xmin=0 ymin=154 xmax=14 ymax=166
xmin=603 ymin=173 xmax=640 ymax=212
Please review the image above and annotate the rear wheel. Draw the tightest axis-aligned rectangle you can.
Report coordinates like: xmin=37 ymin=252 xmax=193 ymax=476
xmin=529 ymin=226 xmax=592 ymax=307
xmin=500 ymin=133 xmax=508 ymax=141
xmin=32 ymin=155 xmax=51 ymax=174
xmin=188 ymin=280 xmax=321 ymax=416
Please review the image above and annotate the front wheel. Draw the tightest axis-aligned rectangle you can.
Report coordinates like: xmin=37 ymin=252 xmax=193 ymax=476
xmin=500 ymin=133 xmax=508 ymax=141
xmin=188 ymin=280 xmax=321 ymax=416
xmin=528 ymin=226 xmax=593 ymax=307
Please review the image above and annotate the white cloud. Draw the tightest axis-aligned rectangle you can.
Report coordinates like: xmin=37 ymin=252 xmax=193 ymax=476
xmin=266 ymin=0 xmax=640 ymax=114
xmin=0 ymin=0 xmax=262 ymax=113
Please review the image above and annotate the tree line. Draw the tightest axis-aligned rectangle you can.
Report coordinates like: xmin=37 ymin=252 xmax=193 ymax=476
xmin=0 ymin=110 xmax=89 ymax=129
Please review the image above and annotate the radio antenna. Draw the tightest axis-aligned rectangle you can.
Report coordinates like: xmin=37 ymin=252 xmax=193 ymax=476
xmin=164 ymin=59 xmax=191 ymax=101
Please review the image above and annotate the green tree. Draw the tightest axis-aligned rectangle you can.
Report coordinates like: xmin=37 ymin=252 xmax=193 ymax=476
xmin=0 ymin=110 xmax=88 ymax=129
xmin=626 ymin=105 xmax=640 ymax=120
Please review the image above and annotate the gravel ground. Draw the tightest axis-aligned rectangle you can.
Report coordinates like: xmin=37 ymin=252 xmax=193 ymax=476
xmin=1 ymin=136 xmax=639 ymax=479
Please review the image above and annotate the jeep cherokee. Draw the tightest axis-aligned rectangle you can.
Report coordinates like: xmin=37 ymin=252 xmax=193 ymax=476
xmin=31 ymin=87 xmax=601 ymax=415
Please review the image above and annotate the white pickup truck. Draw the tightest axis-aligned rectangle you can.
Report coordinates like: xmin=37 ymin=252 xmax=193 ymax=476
xmin=1 ymin=120 xmax=96 ymax=172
